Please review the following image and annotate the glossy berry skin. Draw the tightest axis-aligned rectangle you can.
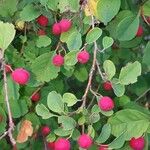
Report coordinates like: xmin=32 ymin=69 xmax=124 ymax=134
xmin=129 ymin=137 xmax=145 ymax=150
xmin=11 ymin=68 xmax=30 ymax=85
xmin=103 ymin=81 xmax=112 ymax=91
xmin=5 ymin=64 xmax=12 ymax=73
xmin=99 ymin=145 xmax=108 ymax=150
xmin=41 ymin=126 xmax=51 ymax=136
xmin=52 ymin=54 xmax=64 ymax=67
xmin=59 ymin=19 xmax=72 ymax=32
xmin=31 ymin=92 xmax=41 ymax=102
xmin=77 ymin=50 xmax=90 ymax=64
xmin=55 ymin=138 xmax=70 ymax=150
xmin=37 ymin=29 xmax=46 ymax=36
xmin=52 ymin=23 xmax=61 ymax=35
xmin=78 ymin=134 xmax=93 ymax=149
xmin=37 ymin=15 xmax=48 ymax=27
xmin=136 ymin=26 xmax=143 ymax=37
xmin=98 ymin=96 xmax=114 ymax=111
xmin=47 ymin=142 xmax=55 ymax=150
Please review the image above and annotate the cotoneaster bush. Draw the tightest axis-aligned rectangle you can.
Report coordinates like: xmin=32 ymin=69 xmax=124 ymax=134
xmin=0 ymin=0 xmax=150 ymax=150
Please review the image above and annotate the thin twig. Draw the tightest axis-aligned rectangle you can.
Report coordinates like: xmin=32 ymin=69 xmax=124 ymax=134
xmin=3 ymin=60 xmax=16 ymax=146
xmin=96 ymin=60 xmax=105 ymax=81
xmin=0 ymin=131 xmax=8 ymax=140
xmin=135 ymin=88 xmax=150 ymax=102
xmin=81 ymin=16 xmax=98 ymax=108
xmin=30 ymin=83 xmax=45 ymax=99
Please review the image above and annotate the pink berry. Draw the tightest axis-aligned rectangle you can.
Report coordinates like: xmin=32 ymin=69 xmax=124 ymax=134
xmin=11 ymin=68 xmax=30 ymax=85
xmin=52 ymin=23 xmax=61 ymax=35
xmin=5 ymin=64 xmax=12 ymax=73
xmin=52 ymin=54 xmax=64 ymax=67
xmin=77 ymin=50 xmax=90 ymax=64
xmin=78 ymin=134 xmax=93 ymax=149
xmin=55 ymin=138 xmax=70 ymax=150
xmin=37 ymin=29 xmax=46 ymax=36
xmin=129 ymin=137 xmax=145 ymax=150
xmin=136 ymin=26 xmax=143 ymax=37
xmin=59 ymin=19 xmax=72 ymax=32
xmin=41 ymin=126 xmax=51 ymax=136
xmin=31 ymin=92 xmax=41 ymax=102
xmin=98 ymin=96 xmax=114 ymax=111
xmin=99 ymin=145 xmax=108 ymax=150
xmin=103 ymin=82 xmax=112 ymax=91
xmin=47 ymin=141 xmax=55 ymax=150
xmin=36 ymin=15 xmax=49 ymax=27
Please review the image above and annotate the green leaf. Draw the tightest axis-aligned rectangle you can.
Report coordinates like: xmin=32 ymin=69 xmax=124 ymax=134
xmin=60 ymin=28 xmax=77 ymax=42
xmin=112 ymin=78 xmax=125 ymax=97
xmin=109 ymin=131 xmax=126 ymax=149
xmin=115 ymin=95 xmax=130 ymax=107
xmin=142 ymin=1 xmax=150 ymax=16
xmin=88 ymin=125 xmax=95 ymax=139
xmin=47 ymin=0 xmax=59 ymax=11
xmin=0 ymin=22 xmax=16 ymax=51
xmin=20 ymin=4 xmax=41 ymax=21
xmin=96 ymin=124 xmax=111 ymax=144
xmin=97 ymin=0 xmax=121 ymax=25
xmin=31 ymin=52 xmax=60 ymax=82
xmin=7 ymin=75 xmax=20 ymax=100
xmin=0 ymin=0 xmax=17 ymax=18
xmin=89 ymin=113 xmax=100 ymax=124
xmin=36 ymin=104 xmax=55 ymax=119
xmin=143 ymin=42 xmax=150 ymax=67
xmin=119 ymin=61 xmax=141 ymax=85
xmin=62 ymin=93 xmax=78 ymax=107
xmin=36 ymin=36 xmax=51 ymax=48
xmin=86 ymin=27 xmax=102 ymax=44
xmin=67 ymin=32 xmax=82 ymax=51
xmin=74 ymin=66 xmax=88 ymax=82
xmin=58 ymin=116 xmax=76 ymax=130
xmin=102 ymin=36 xmax=114 ymax=50
xmin=58 ymin=0 xmax=79 ymax=13
xmin=54 ymin=128 xmax=73 ymax=136
xmin=47 ymin=91 xmax=64 ymax=114
xmin=103 ymin=60 xmax=116 ymax=80
xmin=108 ymin=109 xmax=150 ymax=140
xmin=64 ymin=50 xmax=78 ymax=66
xmin=0 ymin=107 xmax=7 ymax=134
xmin=116 ymin=15 xmax=139 ymax=41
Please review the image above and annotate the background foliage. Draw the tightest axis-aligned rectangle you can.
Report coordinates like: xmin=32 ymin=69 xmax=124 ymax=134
xmin=0 ymin=0 xmax=150 ymax=149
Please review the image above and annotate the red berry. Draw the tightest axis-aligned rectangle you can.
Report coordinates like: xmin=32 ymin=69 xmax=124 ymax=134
xmin=136 ymin=26 xmax=143 ymax=37
xmin=99 ymin=145 xmax=108 ymax=150
xmin=98 ymin=96 xmax=114 ymax=111
xmin=52 ymin=23 xmax=61 ymax=35
xmin=77 ymin=50 xmax=90 ymax=64
xmin=41 ymin=126 xmax=51 ymax=136
xmin=37 ymin=29 xmax=46 ymax=36
xmin=31 ymin=92 xmax=41 ymax=102
xmin=47 ymin=142 xmax=55 ymax=150
xmin=103 ymin=82 xmax=112 ymax=91
xmin=129 ymin=137 xmax=145 ymax=150
xmin=59 ymin=19 xmax=72 ymax=32
xmin=11 ymin=68 xmax=30 ymax=85
xmin=78 ymin=134 xmax=93 ymax=149
xmin=52 ymin=54 xmax=64 ymax=67
xmin=5 ymin=64 xmax=12 ymax=73
xmin=37 ymin=15 xmax=49 ymax=27
xmin=55 ymin=138 xmax=70 ymax=150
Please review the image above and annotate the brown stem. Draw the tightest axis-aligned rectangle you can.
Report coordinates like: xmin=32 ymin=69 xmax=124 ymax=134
xmin=3 ymin=60 xmax=16 ymax=146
